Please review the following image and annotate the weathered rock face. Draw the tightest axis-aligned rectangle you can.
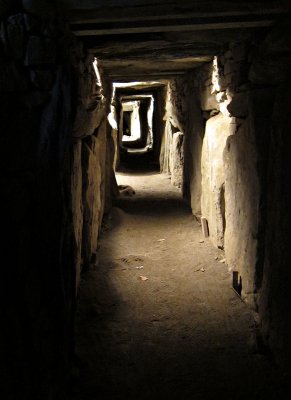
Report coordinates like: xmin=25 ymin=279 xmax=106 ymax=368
xmin=183 ymin=77 xmax=205 ymax=215
xmin=201 ymin=112 xmax=232 ymax=249
xmin=170 ymin=131 xmax=184 ymax=188
xmin=223 ymin=117 xmax=260 ymax=302
xmin=160 ymin=78 xmax=187 ymax=188
xmin=185 ymin=28 xmax=291 ymax=371
xmin=73 ymin=72 xmax=106 ymax=138
xmin=160 ymin=119 xmax=172 ymax=174
xmin=82 ymin=119 xmax=107 ymax=270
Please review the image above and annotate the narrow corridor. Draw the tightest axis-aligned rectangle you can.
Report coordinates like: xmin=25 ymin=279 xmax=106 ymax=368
xmin=2 ymin=3 xmax=291 ymax=399
xmin=71 ymin=169 xmax=286 ymax=400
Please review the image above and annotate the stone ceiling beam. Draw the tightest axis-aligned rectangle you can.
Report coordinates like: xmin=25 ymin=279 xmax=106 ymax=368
xmin=106 ymin=72 xmax=185 ymax=82
xmin=67 ymin=1 xmax=291 ymax=81
xmin=67 ymin=1 xmax=291 ymax=25
xmin=72 ymin=19 xmax=276 ymax=37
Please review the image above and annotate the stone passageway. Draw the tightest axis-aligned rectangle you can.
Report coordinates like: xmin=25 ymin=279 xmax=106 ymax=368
xmin=71 ymin=167 xmax=287 ymax=400
xmin=2 ymin=3 xmax=291 ymax=399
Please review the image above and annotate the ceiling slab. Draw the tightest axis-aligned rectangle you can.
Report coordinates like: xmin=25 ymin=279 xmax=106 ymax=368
xmin=66 ymin=1 xmax=291 ymax=80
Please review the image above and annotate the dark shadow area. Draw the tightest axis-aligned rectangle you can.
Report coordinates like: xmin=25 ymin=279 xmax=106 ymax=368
xmin=118 ymin=151 xmax=159 ymax=173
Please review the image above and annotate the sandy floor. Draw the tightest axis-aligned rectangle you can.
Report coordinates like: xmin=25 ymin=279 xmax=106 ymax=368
xmin=71 ymin=169 xmax=288 ymax=400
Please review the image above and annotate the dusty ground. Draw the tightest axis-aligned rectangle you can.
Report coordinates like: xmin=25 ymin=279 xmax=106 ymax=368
xmin=71 ymin=168 xmax=288 ymax=400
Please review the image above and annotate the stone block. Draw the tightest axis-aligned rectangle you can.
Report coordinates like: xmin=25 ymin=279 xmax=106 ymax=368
xmin=201 ymin=112 xmax=232 ymax=248
xmin=171 ymin=131 xmax=184 ymax=188
xmin=25 ymin=36 xmax=56 ymax=66
xmin=223 ymin=120 xmax=260 ymax=303
xmin=73 ymin=102 xmax=106 ymax=138
xmin=78 ymin=72 xmax=96 ymax=102
xmin=201 ymin=217 xmax=209 ymax=237
xmin=200 ymin=84 xmax=219 ymax=111
xmin=81 ymin=129 xmax=106 ymax=269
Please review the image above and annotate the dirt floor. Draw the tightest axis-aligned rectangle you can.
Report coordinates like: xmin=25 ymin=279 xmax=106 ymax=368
xmin=70 ymin=166 xmax=289 ymax=400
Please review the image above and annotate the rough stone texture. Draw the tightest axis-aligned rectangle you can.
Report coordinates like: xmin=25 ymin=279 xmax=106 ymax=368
xmin=96 ymin=118 xmax=108 ymax=229
xmin=201 ymin=112 xmax=232 ymax=249
xmin=183 ymin=76 xmax=204 ymax=216
xmin=197 ymin=60 xmax=221 ymax=112
xmin=81 ymin=121 xmax=107 ymax=270
xmin=160 ymin=77 xmax=187 ymax=187
xmin=170 ymin=131 xmax=184 ymax=188
xmin=160 ymin=119 xmax=173 ymax=174
xmin=223 ymin=116 xmax=259 ymax=304
xmin=105 ymin=131 xmax=119 ymax=213
xmin=81 ymin=137 xmax=100 ymax=269
xmin=73 ymin=100 xmax=106 ymax=138
xmin=72 ymin=60 xmax=107 ymax=138
xmin=222 ymin=86 xmax=274 ymax=306
xmin=165 ymin=78 xmax=186 ymax=134
xmin=188 ymin=123 xmax=204 ymax=215
xmin=200 ymin=84 xmax=219 ymax=111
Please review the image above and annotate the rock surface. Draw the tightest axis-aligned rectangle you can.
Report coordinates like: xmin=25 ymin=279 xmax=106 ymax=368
xmin=201 ymin=112 xmax=232 ymax=249
xmin=170 ymin=131 xmax=184 ymax=188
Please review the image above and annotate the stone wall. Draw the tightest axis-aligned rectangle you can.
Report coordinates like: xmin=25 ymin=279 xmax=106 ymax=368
xmin=0 ymin=1 xmax=115 ymax=398
xmin=186 ymin=25 xmax=291 ymax=370
xmin=70 ymin=52 xmax=113 ymax=275
xmin=160 ymin=78 xmax=187 ymax=189
xmin=201 ymin=112 xmax=232 ymax=249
